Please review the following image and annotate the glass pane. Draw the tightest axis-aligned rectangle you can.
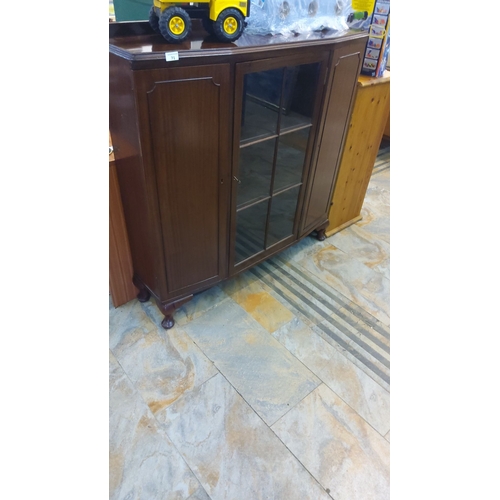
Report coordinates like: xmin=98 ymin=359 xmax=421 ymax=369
xmin=280 ymin=63 xmax=321 ymax=131
xmin=267 ymin=186 xmax=301 ymax=247
xmin=235 ymin=201 xmax=269 ymax=264
xmin=237 ymin=139 xmax=276 ymax=208
xmin=274 ymin=128 xmax=310 ymax=193
xmin=241 ymin=68 xmax=284 ymax=141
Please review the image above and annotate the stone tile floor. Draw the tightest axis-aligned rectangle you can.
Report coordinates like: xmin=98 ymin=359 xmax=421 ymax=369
xmin=109 ymin=146 xmax=390 ymax=500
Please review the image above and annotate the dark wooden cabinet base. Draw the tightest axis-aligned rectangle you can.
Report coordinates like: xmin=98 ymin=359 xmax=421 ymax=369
xmin=110 ymin=22 xmax=367 ymax=328
xmin=133 ymin=273 xmax=194 ymax=329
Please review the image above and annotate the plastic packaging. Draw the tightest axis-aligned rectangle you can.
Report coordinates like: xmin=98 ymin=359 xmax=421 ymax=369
xmin=246 ymin=0 xmax=351 ymax=36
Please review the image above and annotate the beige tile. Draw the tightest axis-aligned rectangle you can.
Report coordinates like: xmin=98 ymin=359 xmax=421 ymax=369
xmin=159 ymin=373 xmax=331 ymax=499
xmin=273 ymin=318 xmax=390 ymax=435
xmin=229 ymin=280 xmax=294 ymax=333
xmin=385 ymin=431 xmax=390 ymax=442
xmin=109 ymin=351 xmax=208 ymax=500
xmin=272 ymin=384 xmax=390 ymax=500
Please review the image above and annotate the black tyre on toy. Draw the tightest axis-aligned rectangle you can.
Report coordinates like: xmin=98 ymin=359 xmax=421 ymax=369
xmin=214 ymin=8 xmax=245 ymax=43
xmin=149 ymin=6 xmax=160 ymax=33
xmin=159 ymin=6 xmax=191 ymax=43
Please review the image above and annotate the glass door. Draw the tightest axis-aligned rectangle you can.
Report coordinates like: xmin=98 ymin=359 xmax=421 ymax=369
xmin=230 ymin=52 xmax=329 ymax=272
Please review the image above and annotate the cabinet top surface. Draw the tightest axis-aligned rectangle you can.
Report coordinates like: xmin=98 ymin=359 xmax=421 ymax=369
xmin=109 ymin=21 xmax=368 ymax=63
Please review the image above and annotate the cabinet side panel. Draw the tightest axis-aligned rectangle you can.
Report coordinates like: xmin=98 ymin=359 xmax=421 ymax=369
xmin=109 ymin=157 xmax=136 ymax=307
xmin=328 ymin=81 xmax=390 ymax=232
xmin=301 ymin=41 xmax=365 ymax=234
xmin=147 ymin=74 xmax=225 ymax=294
xmin=109 ymin=53 xmax=163 ymax=298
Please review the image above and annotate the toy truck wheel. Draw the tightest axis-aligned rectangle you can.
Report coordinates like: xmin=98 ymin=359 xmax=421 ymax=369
xmin=159 ymin=6 xmax=191 ymax=43
xmin=202 ymin=16 xmax=215 ymax=36
xmin=149 ymin=7 xmax=160 ymax=33
xmin=214 ymin=8 xmax=244 ymax=43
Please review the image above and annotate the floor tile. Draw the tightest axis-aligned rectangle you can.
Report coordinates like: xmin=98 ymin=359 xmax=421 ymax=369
xmin=272 ymin=384 xmax=390 ymax=500
xmin=357 ymin=205 xmax=390 ymax=244
xmin=248 ymin=263 xmax=324 ymax=330
xmin=228 ymin=279 xmax=295 ymax=333
xmin=329 ymin=224 xmax=390 ymax=280
xmin=109 ymin=299 xmax=156 ymax=350
xmin=273 ymin=318 xmax=390 ymax=435
xmin=159 ymin=373 xmax=331 ymax=500
xmin=109 ymin=148 xmax=390 ymax=499
xmin=137 ymin=287 xmax=230 ymax=329
xmin=109 ymin=352 xmax=208 ymax=500
xmin=356 ymin=169 xmax=390 ymax=244
xmin=296 ymin=244 xmax=390 ymax=326
xmin=385 ymin=431 xmax=390 ymax=442
xmin=175 ymin=286 xmax=231 ymax=326
xmin=368 ymin=167 xmax=390 ymax=192
xmin=110 ymin=322 xmax=217 ymax=415
xmin=218 ymin=268 xmax=261 ymax=297
xmin=311 ymin=322 xmax=390 ymax=392
xmin=248 ymin=257 xmax=390 ymax=391
xmin=363 ymin=173 xmax=390 ymax=219
xmin=274 ymin=236 xmax=333 ymax=264
xmin=180 ymin=300 xmax=320 ymax=425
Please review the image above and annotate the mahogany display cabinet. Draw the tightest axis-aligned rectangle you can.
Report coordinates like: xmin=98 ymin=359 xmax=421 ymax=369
xmin=109 ymin=21 xmax=368 ymax=329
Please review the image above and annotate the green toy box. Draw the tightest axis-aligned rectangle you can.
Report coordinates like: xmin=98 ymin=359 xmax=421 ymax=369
xmin=112 ymin=0 xmax=150 ymax=22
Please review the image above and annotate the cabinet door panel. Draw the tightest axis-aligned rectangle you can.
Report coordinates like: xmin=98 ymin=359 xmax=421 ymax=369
xmin=234 ymin=200 xmax=268 ymax=264
xmin=230 ymin=53 xmax=329 ymax=275
xmin=237 ymin=139 xmax=276 ymax=208
xmin=274 ymin=128 xmax=310 ymax=193
xmin=267 ymin=186 xmax=301 ymax=246
xmin=241 ymin=68 xmax=283 ymax=142
xmin=301 ymin=42 xmax=365 ymax=234
xmin=138 ymin=65 xmax=231 ymax=296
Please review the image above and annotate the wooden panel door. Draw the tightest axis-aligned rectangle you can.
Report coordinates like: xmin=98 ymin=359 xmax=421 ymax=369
xmin=300 ymin=39 xmax=366 ymax=236
xmin=135 ymin=65 xmax=231 ymax=299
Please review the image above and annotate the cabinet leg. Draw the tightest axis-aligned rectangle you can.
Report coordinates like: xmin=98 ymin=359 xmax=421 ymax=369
xmin=133 ymin=275 xmax=151 ymax=303
xmin=137 ymin=288 xmax=151 ymax=302
xmin=161 ymin=315 xmax=175 ymax=329
xmin=316 ymin=228 xmax=327 ymax=241
xmin=157 ymin=295 xmax=193 ymax=330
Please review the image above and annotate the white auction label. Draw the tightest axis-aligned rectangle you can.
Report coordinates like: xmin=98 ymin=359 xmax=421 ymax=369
xmin=165 ymin=51 xmax=179 ymax=62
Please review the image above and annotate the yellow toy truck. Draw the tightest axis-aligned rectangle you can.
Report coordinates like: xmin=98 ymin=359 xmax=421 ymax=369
xmin=149 ymin=1 xmax=249 ymax=43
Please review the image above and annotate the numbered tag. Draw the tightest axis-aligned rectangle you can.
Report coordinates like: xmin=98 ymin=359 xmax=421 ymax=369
xmin=165 ymin=51 xmax=179 ymax=62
